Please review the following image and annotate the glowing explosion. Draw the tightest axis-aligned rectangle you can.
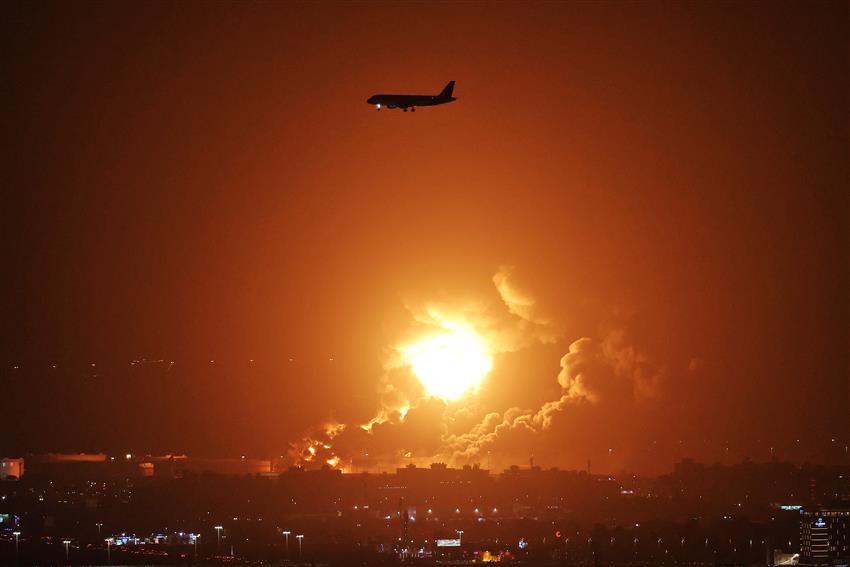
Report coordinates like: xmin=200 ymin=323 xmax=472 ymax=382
xmin=287 ymin=269 xmax=667 ymax=473
xmin=401 ymin=322 xmax=493 ymax=401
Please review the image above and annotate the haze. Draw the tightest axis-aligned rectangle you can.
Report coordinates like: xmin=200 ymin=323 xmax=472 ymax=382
xmin=2 ymin=1 xmax=847 ymax=474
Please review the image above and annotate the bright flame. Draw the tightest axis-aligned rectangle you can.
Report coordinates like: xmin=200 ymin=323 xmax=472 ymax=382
xmin=401 ymin=322 xmax=492 ymax=401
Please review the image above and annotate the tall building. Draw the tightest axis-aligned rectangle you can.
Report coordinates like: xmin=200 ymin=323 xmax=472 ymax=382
xmin=800 ymin=506 xmax=849 ymax=563
xmin=0 ymin=458 xmax=24 ymax=480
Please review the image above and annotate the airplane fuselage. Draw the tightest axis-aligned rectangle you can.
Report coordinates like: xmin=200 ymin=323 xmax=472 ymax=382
xmin=366 ymin=81 xmax=457 ymax=112
xmin=366 ymin=94 xmax=455 ymax=110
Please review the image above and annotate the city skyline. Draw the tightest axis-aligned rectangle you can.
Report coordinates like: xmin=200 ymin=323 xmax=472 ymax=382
xmin=1 ymin=453 xmax=848 ymax=565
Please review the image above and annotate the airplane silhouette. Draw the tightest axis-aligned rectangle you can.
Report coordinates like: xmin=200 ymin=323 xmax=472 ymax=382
xmin=366 ymin=81 xmax=456 ymax=112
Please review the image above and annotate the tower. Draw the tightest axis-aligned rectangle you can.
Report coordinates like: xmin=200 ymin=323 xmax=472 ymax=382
xmin=399 ymin=498 xmax=411 ymax=558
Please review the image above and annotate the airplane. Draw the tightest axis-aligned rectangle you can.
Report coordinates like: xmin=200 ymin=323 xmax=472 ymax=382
xmin=366 ymin=81 xmax=456 ymax=112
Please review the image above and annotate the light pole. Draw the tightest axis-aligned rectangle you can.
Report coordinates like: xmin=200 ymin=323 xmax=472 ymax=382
xmin=296 ymin=534 xmax=304 ymax=562
xmin=63 ymin=540 xmax=71 ymax=565
xmin=192 ymin=534 xmax=200 ymax=560
xmin=12 ymin=531 xmax=20 ymax=563
xmin=96 ymin=523 xmax=103 ymax=537
xmin=282 ymin=530 xmax=290 ymax=561
xmin=214 ymin=526 xmax=223 ymax=551
xmin=105 ymin=538 xmax=113 ymax=564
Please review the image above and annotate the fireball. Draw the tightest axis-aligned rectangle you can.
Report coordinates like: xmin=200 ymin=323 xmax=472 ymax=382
xmin=401 ymin=322 xmax=492 ymax=401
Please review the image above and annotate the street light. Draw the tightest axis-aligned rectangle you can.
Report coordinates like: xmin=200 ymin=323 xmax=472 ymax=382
xmin=191 ymin=534 xmax=200 ymax=560
xmin=105 ymin=538 xmax=113 ymax=564
xmin=63 ymin=540 xmax=71 ymax=565
xmin=296 ymin=534 xmax=304 ymax=561
xmin=282 ymin=530 xmax=291 ymax=560
xmin=95 ymin=523 xmax=103 ymax=537
xmin=12 ymin=531 xmax=20 ymax=563
xmin=214 ymin=526 xmax=223 ymax=550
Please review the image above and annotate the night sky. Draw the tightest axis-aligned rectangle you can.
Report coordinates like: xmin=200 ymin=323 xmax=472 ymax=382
xmin=2 ymin=1 xmax=847 ymax=473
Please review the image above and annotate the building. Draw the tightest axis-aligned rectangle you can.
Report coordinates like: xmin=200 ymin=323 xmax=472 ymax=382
xmin=0 ymin=457 xmax=24 ymax=480
xmin=800 ymin=506 xmax=849 ymax=563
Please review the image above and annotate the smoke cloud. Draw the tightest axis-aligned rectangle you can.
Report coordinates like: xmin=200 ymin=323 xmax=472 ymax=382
xmin=286 ymin=268 xmax=667 ymax=473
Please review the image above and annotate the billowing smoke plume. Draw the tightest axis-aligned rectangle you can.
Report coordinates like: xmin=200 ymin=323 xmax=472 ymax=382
xmin=492 ymin=265 xmax=560 ymax=346
xmin=285 ymin=267 xmax=666 ymax=473
xmin=558 ymin=329 xmax=663 ymax=403
xmin=444 ymin=327 xmax=665 ymax=466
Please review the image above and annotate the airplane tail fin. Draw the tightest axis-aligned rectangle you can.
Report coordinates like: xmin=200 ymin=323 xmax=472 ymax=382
xmin=438 ymin=81 xmax=455 ymax=99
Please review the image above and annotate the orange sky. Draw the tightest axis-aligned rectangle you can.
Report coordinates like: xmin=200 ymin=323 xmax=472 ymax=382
xmin=2 ymin=1 xmax=847 ymax=472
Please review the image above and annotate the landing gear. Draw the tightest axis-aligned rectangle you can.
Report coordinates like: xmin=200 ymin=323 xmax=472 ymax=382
xmin=403 ymin=108 xmax=408 ymax=112
xmin=411 ymin=107 xmax=416 ymax=112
